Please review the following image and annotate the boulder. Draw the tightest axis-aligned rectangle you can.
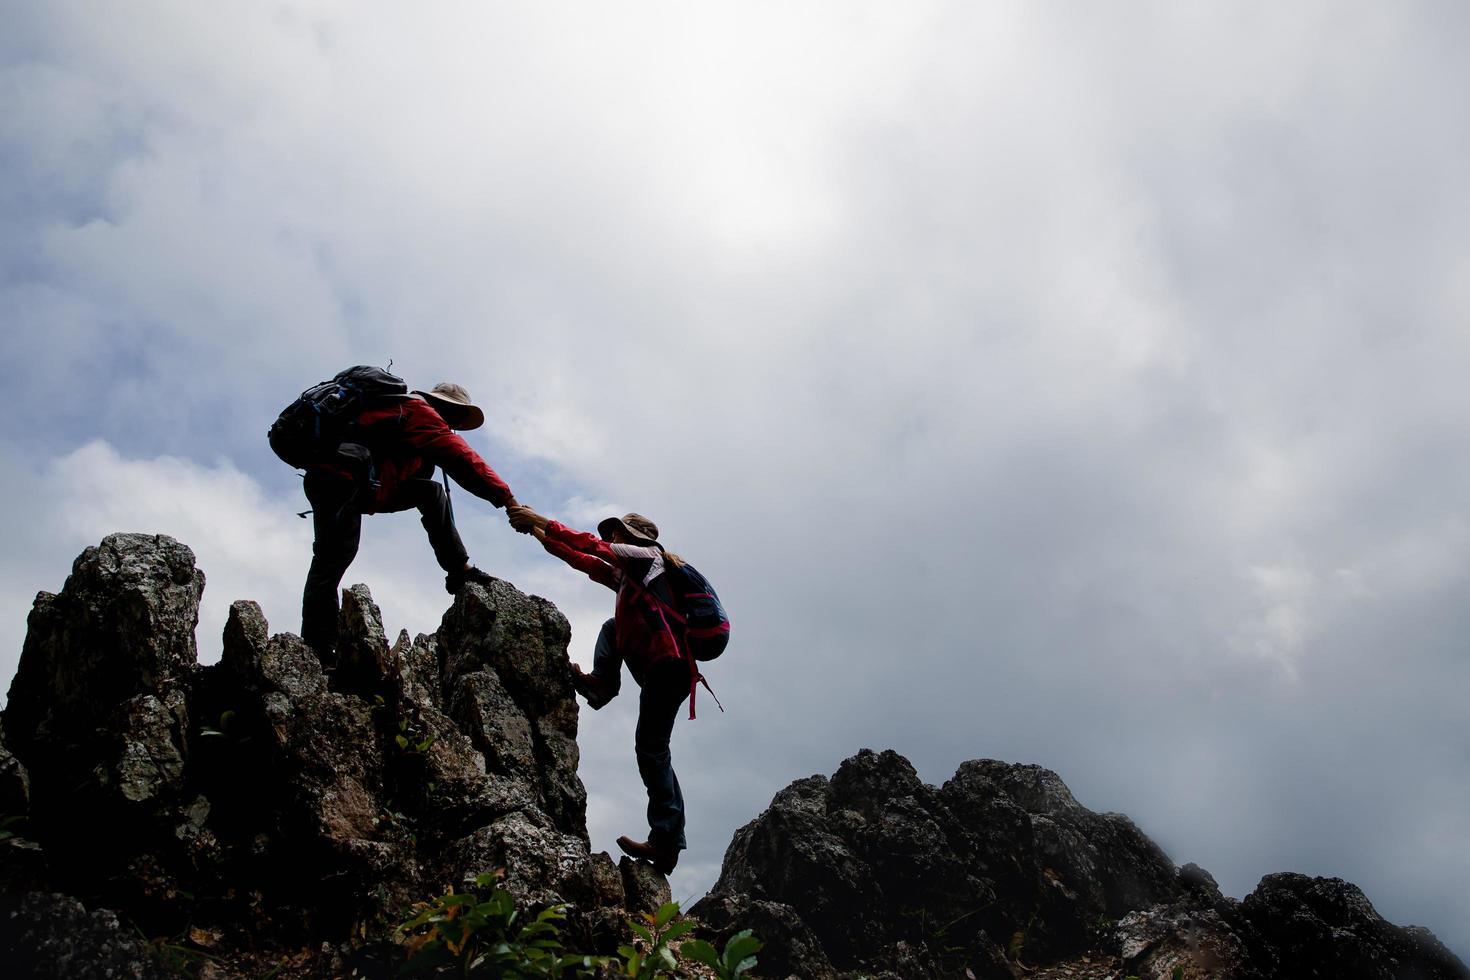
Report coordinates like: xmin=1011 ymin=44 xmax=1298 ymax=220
xmin=620 ymin=854 xmax=673 ymax=915
xmin=1237 ymin=873 xmax=1468 ymax=979
xmin=4 ymin=535 xmax=1465 ymax=979
xmin=1 ymin=535 xmax=202 ymax=913
xmin=695 ymin=750 xmax=1469 ymax=980
xmin=1 ymin=892 xmax=168 ymax=979
xmin=0 ymin=536 xmax=650 ymax=976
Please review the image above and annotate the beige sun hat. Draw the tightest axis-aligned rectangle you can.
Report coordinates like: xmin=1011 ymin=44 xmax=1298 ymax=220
xmin=597 ymin=512 xmax=659 ymax=544
xmin=414 ymin=382 xmax=485 ymax=431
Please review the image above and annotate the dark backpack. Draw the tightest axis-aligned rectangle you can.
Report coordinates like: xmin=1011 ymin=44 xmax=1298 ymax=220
xmin=268 ymin=365 xmax=409 ymax=470
xmin=641 ymin=558 xmax=731 ymax=719
xmin=668 ymin=562 xmax=730 ymax=662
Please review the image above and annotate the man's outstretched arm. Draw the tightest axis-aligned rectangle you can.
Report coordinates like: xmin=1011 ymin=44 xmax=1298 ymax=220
xmin=401 ymin=401 xmax=515 ymax=507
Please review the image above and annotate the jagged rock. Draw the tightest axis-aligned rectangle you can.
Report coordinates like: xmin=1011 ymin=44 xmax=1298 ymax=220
xmin=448 ymin=810 xmax=595 ymax=910
xmin=1106 ymin=870 xmax=1470 ymax=980
xmin=0 ymin=536 xmax=650 ymax=976
xmin=394 ymin=629 xmax=442 ymax=711
xmin=449 ymin=668 xmax=540 ymax=788
xmin=693 ymin=748 xmax=1186 ymax=974
xmin=1115 ymin=903 xmax=1256 ymax=980
xmin=4 ymin=534 xmax=200 ymax=753
xmin=221 ymin=600 xmax=327 ymax=700
xmin=110 ymin=694 xmax=187 ymax=804
xmin=1 ymin=534 xmax=202 ymax=916
xmin=1237 ymin=873 xmax=1467 ymax=979
xmin=690 ymin=892 xmax=837 ymax=979
xmin=941 ymin=758 xmax=1185 ymax=960
xmin=1177 ymin=862 xmax=1227 ymax=908
xmin=619 ymin=855 xmax=673 ymax=915
xmin=6 ymin=535 xmax=1466 ymax=978
xmin=591 ymin=851 xmax=626 ymax=907
xmin=335 ymin=583 xmax=391 ymax=692
xmin=693 ymin=771 xmax=880 ymax=968
xmin=695 ymin=749 xmax=1469 ymax=980
xmin=439 ymin=580 xmax=588 ymax=839
xmin=0 ymin=719 xmax=28 ymax=816
xmin=1 ymin=892 xmax=168 ymax=979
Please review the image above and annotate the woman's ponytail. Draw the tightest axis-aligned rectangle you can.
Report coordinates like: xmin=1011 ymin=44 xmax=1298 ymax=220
xmin=656 ymin=543 xmax=686 ymax=569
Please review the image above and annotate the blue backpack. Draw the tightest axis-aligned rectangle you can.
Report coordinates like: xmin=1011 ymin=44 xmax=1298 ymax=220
xmin=668 ymin=562 xmax=730 ymax=662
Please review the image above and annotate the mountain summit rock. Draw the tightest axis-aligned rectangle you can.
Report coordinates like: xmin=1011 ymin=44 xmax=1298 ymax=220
xmin=1 ymin=533 xmax=652 ymax=977
xmin=1 ymin=533 xmax=1464 ymax=979
xmin=691 ymin=748 xmax=1468 ymax=979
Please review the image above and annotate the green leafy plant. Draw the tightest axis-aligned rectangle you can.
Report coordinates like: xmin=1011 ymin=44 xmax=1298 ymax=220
xmin=678 ymin=929 xmax=761 ymax=979
xmin=395 ymin=716 xmax=436 ymax=754
xmin=399 ymin=877 xmax=762 ymax=979
xmin=397 ymin=871 xmax=597 ymax=978
xmin=614 ymin=901 xmax=697 ymax=978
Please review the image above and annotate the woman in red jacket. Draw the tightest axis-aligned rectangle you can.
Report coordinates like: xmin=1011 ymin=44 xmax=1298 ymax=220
xmin=507 ymin=505 xmax=690 ymax=875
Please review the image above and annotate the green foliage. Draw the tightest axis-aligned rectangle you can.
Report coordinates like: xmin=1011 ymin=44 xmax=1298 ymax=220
xmin=397 ymin=871 xmax=591 ymax=978
xmin=613 ymin=901 xmax=700 ymax=978
xmin=397 ymin=878 xmax=761 ymax=979
xmin=678 ymin=929 xmax=761 ymax=979
xmin=395 ymin=716 xmax=437 ymax=755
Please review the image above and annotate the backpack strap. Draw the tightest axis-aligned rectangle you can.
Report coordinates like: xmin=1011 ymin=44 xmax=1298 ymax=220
xmin=641 ymin=575 xmax=720 ymax=720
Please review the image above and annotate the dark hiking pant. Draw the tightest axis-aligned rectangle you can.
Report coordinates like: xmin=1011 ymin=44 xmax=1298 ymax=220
xmin=300 ymin=472 xmax=467 ymax=654
xmin=592 ymin=618 xmax=690 ymax=850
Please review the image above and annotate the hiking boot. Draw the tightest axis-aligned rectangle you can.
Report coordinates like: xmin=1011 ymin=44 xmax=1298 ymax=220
xmin=616 ymin=835 xmax=679 ymax=876
xmin=570 ymin=664 xmax=614 ymax=710
xmin=446 ymin=565 xmax=495 ymax=595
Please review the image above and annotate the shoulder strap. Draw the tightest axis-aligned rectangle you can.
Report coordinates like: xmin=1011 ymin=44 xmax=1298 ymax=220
xmin=646 ymin=595 xmax=721 ymax=720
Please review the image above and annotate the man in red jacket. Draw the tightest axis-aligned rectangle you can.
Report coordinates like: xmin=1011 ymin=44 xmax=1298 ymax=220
xmin=300 ymin=382 xmax=516 ymax=656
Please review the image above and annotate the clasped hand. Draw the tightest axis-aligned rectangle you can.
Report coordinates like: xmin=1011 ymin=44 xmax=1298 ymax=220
xmin=506 ymin=504 xmax=546 ymax=534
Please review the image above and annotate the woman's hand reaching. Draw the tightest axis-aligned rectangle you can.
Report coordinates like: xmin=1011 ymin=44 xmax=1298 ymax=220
xmin=507 ymin=504 xmax=548 ymax=535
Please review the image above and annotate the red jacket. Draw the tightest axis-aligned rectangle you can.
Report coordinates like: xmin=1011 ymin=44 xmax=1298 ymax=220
xmin=541 ymin=521 xmax=685 ymax=681
xmin=316 ymin=397 xmax=513 ymax=514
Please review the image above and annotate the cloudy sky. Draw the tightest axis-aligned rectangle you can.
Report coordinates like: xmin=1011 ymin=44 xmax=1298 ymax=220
xmin=4 ymin=0 xmax=1469 ymax=957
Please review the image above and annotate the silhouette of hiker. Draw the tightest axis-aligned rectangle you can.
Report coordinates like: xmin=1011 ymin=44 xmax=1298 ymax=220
xmin=300 ymin=382 xmax=516 ymax=656
xmin=507 ymin=505 xmax=690 ymax=875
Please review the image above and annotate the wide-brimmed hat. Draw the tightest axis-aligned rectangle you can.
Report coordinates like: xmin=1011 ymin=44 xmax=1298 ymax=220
xmin=598 ymin=512 xmax=659 ymax=544
xmin=414 ymin=382 xmax=485 ymax=431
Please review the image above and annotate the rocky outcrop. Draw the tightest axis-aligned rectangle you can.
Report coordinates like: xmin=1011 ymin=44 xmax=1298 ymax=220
xmin=691 ymin=748 xmax=1185 ymax=978
xmin=3 ymin=534 xmax=1465 ymax=979
xmin=0 ymin=533 xmax=660 ymax=976
xmin=692 ymin=749 xmax=1469 ymax=980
